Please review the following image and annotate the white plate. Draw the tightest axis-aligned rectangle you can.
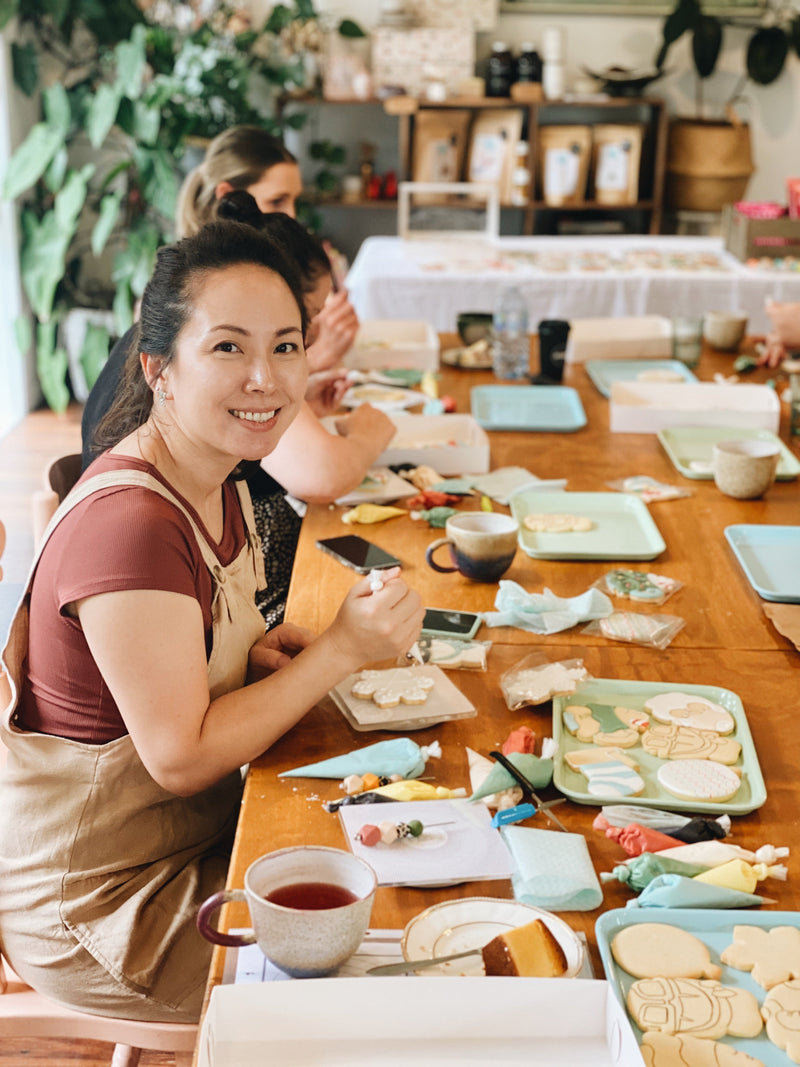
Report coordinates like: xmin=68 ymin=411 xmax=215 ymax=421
xmin=401 ymin=896 xmax=585 ymax=977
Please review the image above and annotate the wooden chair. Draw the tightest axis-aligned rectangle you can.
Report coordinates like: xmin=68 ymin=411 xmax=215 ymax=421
xmin=31 ymin=452 xmax=83 ymax=545
xmin=0 ymin=952 xmax=198 ymax=1065
xmin=0 ymin=514 xmax=198 ymax=1066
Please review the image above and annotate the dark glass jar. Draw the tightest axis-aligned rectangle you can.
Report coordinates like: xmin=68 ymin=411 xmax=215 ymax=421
xmin=486 ymin=41 xmax=514 ymax=98
xmin=516 ymin=42 xmax=543 ymax=84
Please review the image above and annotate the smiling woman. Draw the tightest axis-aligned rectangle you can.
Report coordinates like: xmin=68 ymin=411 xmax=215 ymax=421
xmin=0 ymin=220 xmax=424 ymax=1026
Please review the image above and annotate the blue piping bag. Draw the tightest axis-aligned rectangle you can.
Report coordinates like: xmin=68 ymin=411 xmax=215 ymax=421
xmin=279 ymin=738 xmax=441 ymax=780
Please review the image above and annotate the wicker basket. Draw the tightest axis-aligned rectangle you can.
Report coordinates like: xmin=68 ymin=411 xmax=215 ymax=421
xmin=666 ymin=119 xmax=754 ymax=212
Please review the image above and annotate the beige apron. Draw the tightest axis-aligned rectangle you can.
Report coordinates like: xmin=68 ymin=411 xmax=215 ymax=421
xmin=0 ymin=469 xmax=266 ymax=1022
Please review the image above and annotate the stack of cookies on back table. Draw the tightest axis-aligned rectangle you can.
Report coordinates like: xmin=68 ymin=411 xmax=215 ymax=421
xmin=610 ymin=920 xmax=800 ymax=1066
xmin=562 ymin=690 xmax=745 ymax=805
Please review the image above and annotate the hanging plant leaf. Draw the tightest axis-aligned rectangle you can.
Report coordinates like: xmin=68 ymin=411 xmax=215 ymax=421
xmin=79 ymin=322 xmax=112 ymax=392
xmin=91 ymin=191 xmax=123 ymax=255
xmin=11 ymin=41 xmax=37 ymax=96
xmin=43 ymin=82 xmax=70 ymax=136
xmin=114 ymin=24 xmax=147 ymax=99
xmin=14 ymin=314 xmax=31 ymax=361
xmin=0 ymin=0 xmax=19 ymax=32
xmin=338 ymin=19 xmax=366 ymax=39
xmin=692 ymin=15 xmax=722 ymax=79
xmin=86 ymin=83 xmax=122 ymax=149
xmin=36 ymin=321 xmax=70 ymax=414
xmin=747 ymin=26 xmax=789 ymax=85
xmin=663 ymin=0 xmax=700 ymax=46
xmin=264 ymin=4 xmax=293 ymax=33
xmin=1 ymin=123 xmax=63 ymax=200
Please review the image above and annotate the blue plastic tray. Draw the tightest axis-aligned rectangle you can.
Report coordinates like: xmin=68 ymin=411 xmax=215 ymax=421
xmin=586 ymin=359 xmax=697 ymax=398
xmin=725 ymin=524 xmax=800 ymax=602
xmin=596 ymin=908 xmax=800 ymax=1067
xmin=470 ymin=385 xmax=587 ymax=432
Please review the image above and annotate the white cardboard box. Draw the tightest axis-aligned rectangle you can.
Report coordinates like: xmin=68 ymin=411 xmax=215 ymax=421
xmin=610 ymin=381 xmax=781 ymax=435
xmin=197 ymin=977 xmax=644 ymax=1066
xmin=344 ymin=319 xmax=440 ymax=371
xmin=566 ymin=316 xmax=673 ymax=363
xmin=378 ymin=413 xmax=490 ymax=473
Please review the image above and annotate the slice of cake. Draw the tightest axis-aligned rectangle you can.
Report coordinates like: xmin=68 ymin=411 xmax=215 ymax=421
xmin=481 ymin=918 xmax=567 ymax=977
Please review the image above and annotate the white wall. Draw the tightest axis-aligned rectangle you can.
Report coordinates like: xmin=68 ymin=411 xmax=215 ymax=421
xmin=285 ymin=0 xmax=800 ymax=201
xmin=0 ymin=25 xmax=37 ymax=435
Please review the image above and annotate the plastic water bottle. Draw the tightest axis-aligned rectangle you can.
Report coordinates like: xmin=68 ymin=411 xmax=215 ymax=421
xmin=491 ymin=286 xmax=530 ymax=380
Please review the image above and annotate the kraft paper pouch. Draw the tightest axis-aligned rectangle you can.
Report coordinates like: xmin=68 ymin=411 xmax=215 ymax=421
xmin=279 ymin=738 xmax=441 ymax=780
xmin=500 ymin=825 xmax=603 ymax=911
xmin=625 ymin=873 xmax=766 ymax=909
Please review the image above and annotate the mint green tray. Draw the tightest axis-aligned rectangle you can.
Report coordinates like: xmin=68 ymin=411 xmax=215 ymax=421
xmin=510 ymin=489 xmax=666 ymax=560
xmin=658 ymin=424 xmax=800 ymax=480
xmin=596 ymin=908 xmax=798 ymax=1067
xmin=552 ymin=678 xmax=766 ymax=815
xmin=586 ymin=359 xmax=697 ymax=398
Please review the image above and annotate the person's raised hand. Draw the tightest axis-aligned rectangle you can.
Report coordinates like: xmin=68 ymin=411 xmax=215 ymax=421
xmin=326 ymin=568 xmax=424 ymax=667
xmin=333 ymin=403 xmax=396 ymax=449
xmin=306 ymin=289 xmax=359 ymax=373
xmin=305 ymin=368 xmax=351 ymax=416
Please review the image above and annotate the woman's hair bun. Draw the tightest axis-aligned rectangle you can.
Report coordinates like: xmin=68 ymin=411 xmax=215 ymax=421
xmin=215 ymin=189 xmax=264 ymax=229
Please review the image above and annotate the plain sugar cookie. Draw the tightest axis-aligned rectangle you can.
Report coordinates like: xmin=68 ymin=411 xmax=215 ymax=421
xmin=640 ymin=1032 xmax=765 ymax=1067
xmin=657 ymin=759 xmax=742 ymax=802
xmin=644 ymin=692 xmax=735 ymax=734
xmin=761 ymin=979 xmax=800 ymax=1063
xmin=641 ymin=723 xmax=742 ymax=765
xmin=611 ymin=923 xmax=721 ymax=979
xmin=721 ymin=925 xmax=800 ymax=990
xmin=627 ymin=977 xmax=763 ymax=1039
xmin=523 ymin=512 xmax=593 ymax=533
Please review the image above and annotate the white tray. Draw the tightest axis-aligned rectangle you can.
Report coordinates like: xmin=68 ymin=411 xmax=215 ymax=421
xmin=377 ymin=413 xmax=491 ymax=475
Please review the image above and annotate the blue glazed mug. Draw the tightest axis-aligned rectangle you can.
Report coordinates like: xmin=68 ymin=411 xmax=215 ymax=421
xmin=426 ymin=512 xmax=519 ymax=583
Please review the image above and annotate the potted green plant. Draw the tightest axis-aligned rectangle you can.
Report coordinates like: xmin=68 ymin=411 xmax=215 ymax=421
xmin=656 ymin=0 xmax=800 ymax=212
xmin=1 ymin=0 xmax=362 ymax=412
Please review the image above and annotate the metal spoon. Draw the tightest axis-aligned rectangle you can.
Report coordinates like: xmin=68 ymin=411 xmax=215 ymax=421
xmin=367 ymin=948 xmax=483 ymax=976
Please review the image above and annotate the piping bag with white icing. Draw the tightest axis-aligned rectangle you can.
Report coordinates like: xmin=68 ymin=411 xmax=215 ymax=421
xmin=624 ymin=839 xmax=788 ymax=869
xmin=279 ymin=738 xmax=442 ymax=780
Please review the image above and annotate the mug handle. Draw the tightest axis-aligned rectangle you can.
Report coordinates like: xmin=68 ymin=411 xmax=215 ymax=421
xmin=425 ymin=537 xmax=458 ymax=573
xmin=196 ymin=889 xmax=256 ymax=947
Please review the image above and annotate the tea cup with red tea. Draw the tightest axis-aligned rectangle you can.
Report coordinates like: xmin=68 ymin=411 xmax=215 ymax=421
xmin=196 ymin=845 xmax=377 ymax=977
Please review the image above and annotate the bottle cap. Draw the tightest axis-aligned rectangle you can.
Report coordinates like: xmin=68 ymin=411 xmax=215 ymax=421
xmin=492 ymin=41 xmax=508 ymax=51
xmin=520 ymin=42 xmax=535 ymax=52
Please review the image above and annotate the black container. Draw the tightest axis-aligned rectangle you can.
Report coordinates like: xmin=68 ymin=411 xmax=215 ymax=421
xmin=516 ymin=43 xmax=542 ymax=84
xmin=487 ymin=41 xmax=514 ymax=98
xmin=533 ymin=319 xmax=570 ymax=384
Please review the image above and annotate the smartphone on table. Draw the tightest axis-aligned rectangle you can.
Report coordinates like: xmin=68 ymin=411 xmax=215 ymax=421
xmin=421 ymin=608 xmax=482 ymax=640
xmin=316 ymin=535 xmax=402 ymax=574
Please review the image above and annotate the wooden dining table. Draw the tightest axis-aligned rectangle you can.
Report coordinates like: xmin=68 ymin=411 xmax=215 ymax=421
xmin=195 ymin=336 xmax=800 ymax=1055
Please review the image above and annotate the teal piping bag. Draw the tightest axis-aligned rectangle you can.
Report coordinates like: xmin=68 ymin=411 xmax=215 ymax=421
xmin=625 ymin=873 xmax=767 ymax=909
xmin=279 ymin=738 xmax=441 ymax=780
xmin=601 ymin=852 xmax=709 ymax=891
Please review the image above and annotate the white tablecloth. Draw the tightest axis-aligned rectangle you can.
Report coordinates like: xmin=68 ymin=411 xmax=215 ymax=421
xmin=346 ymin=235 xmax=800 ymax=335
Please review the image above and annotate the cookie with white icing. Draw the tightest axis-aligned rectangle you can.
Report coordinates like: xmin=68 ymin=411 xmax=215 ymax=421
xmin=657 ymin=759 xmax=742 ymax=802
xmin=644 ymin=692 xmax=735 ymax=735
xmin=642 ymin=723 xmax=741 ymax=765
xmin=351 ymin=669 xmax=435 ymax=709
xmin=523 ymin=512 xmax=593 ymax=533
xmin=577 ymin=758 xmax=644 ymax=797
xmin=562 ymin=703 xmax=640 ymax=747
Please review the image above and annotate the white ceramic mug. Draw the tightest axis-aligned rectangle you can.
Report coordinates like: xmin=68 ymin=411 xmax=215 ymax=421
xmin=196 ymin=846 xmax=377 ymax=977
xmin=426 ymin=512 xmax=519 ymax=582
xmin=712 ymin=439 xmax=779 ymax=499
xmin=703 ymin=310 xmax=748 ymax=351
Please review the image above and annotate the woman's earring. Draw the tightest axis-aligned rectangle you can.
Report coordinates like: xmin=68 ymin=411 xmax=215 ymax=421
xmin=156 ymin=388 xmax=167 ymax=407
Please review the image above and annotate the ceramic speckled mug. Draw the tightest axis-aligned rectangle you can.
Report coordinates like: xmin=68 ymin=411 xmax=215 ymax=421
xmin=712 ymin=439 xmax=779 ymax=499
xmin=426 ymin=512 xmax=518 ymax=582
xmin=196 ymin=846 xmax=377 ymax=977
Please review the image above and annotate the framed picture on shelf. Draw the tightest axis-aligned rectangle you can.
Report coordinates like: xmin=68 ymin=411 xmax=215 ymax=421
xmin=499 ymin=0 xmax=764 ymax=12
xmin=467 ymin=109 xmax=524 ymax=206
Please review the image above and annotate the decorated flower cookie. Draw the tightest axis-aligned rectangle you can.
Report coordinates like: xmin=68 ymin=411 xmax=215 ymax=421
xmin=657 ymin=759 xmax=742 ymax=803
xmin=351 ymin=669 xmax=435 ymax=709
xmin=644 ymin=692 xmax=736 ymax=735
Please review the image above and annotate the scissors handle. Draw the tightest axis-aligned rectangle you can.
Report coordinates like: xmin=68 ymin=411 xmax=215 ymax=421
xmin=489 ymin=750 xmax=569 ymax=832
